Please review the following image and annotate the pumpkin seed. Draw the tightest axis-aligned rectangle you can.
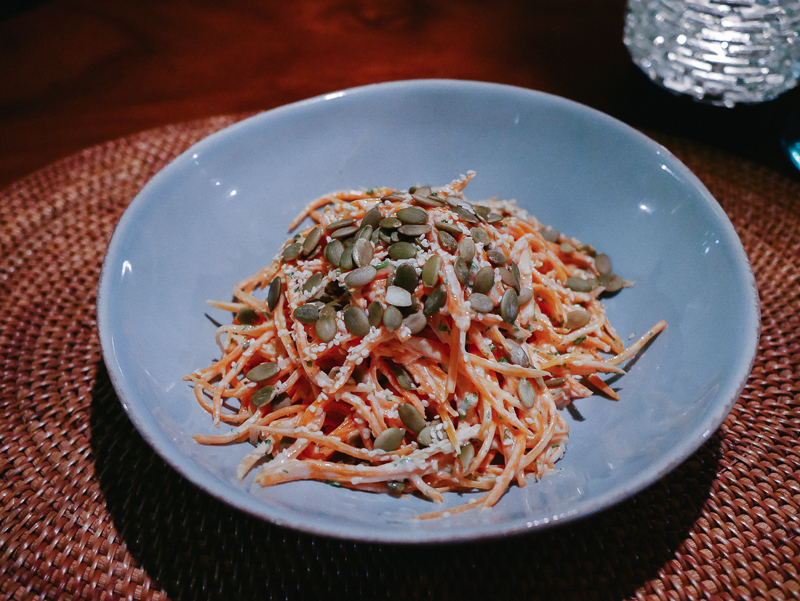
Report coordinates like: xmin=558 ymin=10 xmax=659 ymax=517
xmin=379 ymin=231 xmax=392 ymax=245
xmin=546 ymin=377 xmax=565 ymax=388
xmin=598 ymin=272 xmax=624 ymax=292
xmin=518 ymin=378 xmax=536 ymax=408
xmin=412 ymin=192 xmax=445 ymax=208
xmin=330 ymin=225 xmax=360 ymax=239
xmin=565 ymin=277 xmax=597 ymax=293
xmin=392 ymin=364 xmax=415 ymax=390
xmin=267 ymin=277 xmax=282 ymax=311
xmin=386 ymin=481 xmax=405 ymax=495
xmin=342 ymin=236 xmax=355 ymax=248
xmin=386 ymin=286 xmax=413 ymax=307
xmin=518 ymin=287 xmax=534 ymax=306
xmin=246 ymin=362 xmax=279 ymax=382
xmin=320 ymin=301 xmax=340 ymax=319
xmin=382 ymin=193 xmax=406 ymax=202
xmin=500 ymin=288 xmax=519 ymax=323
xmin=423 ymin=285 xmax=447 ymax=315
xmin=458 ymin=443 xmax=475 ymax=470
xmin=394 ymin=264 xmax=418 ymax=293
xmin=352 ymin=238 xmax=374 ymax=268
xmin=472 ymin=266 xmax=495 ymax=294
xmin=595 ymin=253 xmax=612 ymax=274
xmin=498 ymin=266 xmax=519 ymax=291
xmin=540 ymin=227 xmax=560 ymax=242
xmin=282 ymin=243 xmax=302 ymax=261
xmin=388 ymin=241 xmax=417 ymax=260
xmin=410 ymin=185 xmax=428 ymax=195
xmin=360 ymin=205 xmax=382 ymax=229
xmin=371 ymin=229 xmax=381 ymax=245
xmin=416 ymin=424 xmax=435 ymax=447
xmin=422 ymin=255 xmax=441 ymax=287
xmin=251 ymin=385 xmax=276 ymax=408
xmin=379 ymin=217 xmax=402 ymax=229
xmin=383 ymin=305 xmax=403 ymax=331
xmin=504 ymin=339 xmax=530 ymax=367
xmin=324 ymin=239 xmax=344 ymax=266
xmin=454 ymin=257 xmax=470 ymax=286
xmin=326 ymin=218 xmax=356 ymax=231
xmin=458 ymin=237 xmax=476 ymax=262
xmin=485 ymin=212 xmax=503 ymax=223
xmin=486 ymin=248 xmax=507 ymax=266
xmin=564 ymin=308 xmax=591 ymax=329
xmin=468 ymin=293 xmax=494 ymax=313
xmin=315 ymin=314 xmax=337 ymax=342
xmin=452 ymin=205 xmax=479 ymax=223
xmin=374 ymin=427 xmax=405 ymax=452
xmin=434 ymin=221 xmax=462 ymax=235
xmin=560 ymin=242 xmax=577 ymax=254
xmin=343 ymin=306 xmax=370 ymax=337
xmin=437 ymin=230 xmax=457 ymax=253
xmin=344 ymin=265 xmax=377 ymax=288
xmin=473 ymin=205 xmax=491 ymax=220
xmin=398 ymin=403 xmax=426 ymax=434
xmin=237 ymin=307 xmax=259 ymax=325
xmin=398 ymin=224 xmax=432 ymax=237
xmin=396 ymin=207 xmax=428 ymax=225
xmin=302 ymin=225 xmax=323 ymax=255
xmin=339 ymin=245 xmax=354 ymax=271
xmin=402 ymin=310 xmax=427 ymax=335
xmin=293 ymin=304 xmax=320 ymax=324
xmin=470 ymin=226 xmax=490 ymax=245
xmin=355 ymin=225 xmax=374 ymax=242
xmin=367 ymin=301 xmax=383 ymax=327
xmin=390 ymin=231 xmax=400 ymax=242
xmin=303 ymin=273 xmax=323 ymax=293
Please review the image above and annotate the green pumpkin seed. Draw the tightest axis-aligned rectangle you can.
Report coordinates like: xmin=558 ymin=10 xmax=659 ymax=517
xmin=540 ymin=227 xmax=560 ymax=242
xmin=416 ymin=424 xmax=434 ymax=447
xmin=324 ymin=239 xmax=344 ymax=266
xmin=360 ymin=205 xmax=382 ymax=229
xmin=344 ymin=265 xmax=377 ymax=288
xmin=398 ymin=403 xmax=426 ymax=433
xmin=423 ymin=285 xmax=447 ymax=316
xmin=374 ymin=427 xmax=405 ymax=452
xmin=396 ymin=206 xmax=428 ymax=225
xmin=343 ymin=306 xmax=371 ymax=337
xmin=367 ymin=301 xmax=384 ymax=327
xmin=394 ymin=264 xmax=419 ymax=293
xmin=237 ymin=307 xmax=259 ymax=325
xmin=302 ymin=273 xmax=323 ymax=293
xmin=473 ymin=205 xmax=491 ymax=220
xmin=251 ymin=385 xmax=276 ymax=408
xmin=371 ymin=229 xmax=381 ymax=245
xmin=383 ymin=305 xmax=403 ymax=331
xmin=452 ymin=205 xmax=479 ymax=223
xmin=564 ymin=308 xmax=591 ymax=329
xmin=595 ymin=253 xmax=612 ymax=274
xmin=560 ymin=242 xmax=577 ymax=254
xmin=326 ymin=218 xmax=356 ymax=231
xmin=302 ymin=225 xmax=323 ymax=255
xmin=355 ymin=225 xmax=373 ymax=242
xmin=454 ymin=257 xmax=470 ymax=286
xmin=246 ymin=362 xmax=279 ymax=382
xmin=382 ymin=192 xmax=406 ymax=202
xmin=422 ymin=255 xmax=441 ymax=287
xmin=267 ymin=277 xmax=282 ymax=311
xmin=598 ymin=272 xmax=624 ymax=292
xmin=468 ymin=293 xmax=494 ymax=313
xmin=320 ymin=301 xmax=340 ymax=319
xmin=500 ymin=288 xmax=519 ymax=324
xmin=470 ymin=226 xmax=490 ymax=245
xmin=398 ymin=224 xmax=432 ymax=237
xmin=402 ymin=311 xmax=427 ymax=335
xmin=293 ymin=304 xmax=320 ymax=324
xmin=437 ymin=230 xmax=457 ymax=253
xmin=518 ymin=378 xmax=536 ymax=408
xmin=472 ymin=266 xmax=495 ymax=294
xmin=315 ymin=315 xmax=337 ymax=342
xmin=339 ymin=246 xmax=354 ymax=271
xmin=390 ymin=231 xmax=401 ymax=242
xmin=330 ymin=225 xmax=360 ymax=239
xmin=386 ymin=481 xmax=405 ymax=495
xmin=458 ymin=443 xmax=475 ymax=470
xmin=565 ymin=277 xmax=597 ymax=293
xmin=282 ymin=243 xmax=302 ymax=261
xmin=486 ymin=248 xmax=507 ymax=266
xmin=392 ymin=364 xmax=415 ymax=390
xmin=458 ymin=237 xmax=476 ymax=262
xmin=518 ymin=287 xmax=534 ymax=306
xmin=504 ymin=339 xmax=529 ymax=367
xmin=412 ymin=192 xmax=445 ymax=207
xmin=435 ymin=221 xmax=462 ymax=235
xmin=485 ymin=212 xmax=503 ymax=224
xmin=546 ymin=377 xmax=566 ymax=388
xmin=498 ymin=266 xmax=518 ymax=290
xmin=386 ymin=286 xmax=413 ymax=307
xmin=388 ymin=241 xmax=417 ymax=260
xmin=352 ymin=238 xmax=374 ymax=268
xmin=379 ymin=217 xmax=402 ymax=229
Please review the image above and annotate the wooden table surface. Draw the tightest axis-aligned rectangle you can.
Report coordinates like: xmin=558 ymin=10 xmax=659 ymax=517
xmin=2 ymin=0 xmax=799 ymax=191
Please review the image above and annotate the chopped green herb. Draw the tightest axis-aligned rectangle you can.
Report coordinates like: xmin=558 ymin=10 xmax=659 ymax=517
xmin=574 ymin=336 xmax=587 ymax=345
xmin=325 ymin=480 xmax=343 ymax=487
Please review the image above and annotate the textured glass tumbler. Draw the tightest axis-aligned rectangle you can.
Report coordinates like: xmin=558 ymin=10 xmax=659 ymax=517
xmin=624 ymin=0 xmax=800 ymax=107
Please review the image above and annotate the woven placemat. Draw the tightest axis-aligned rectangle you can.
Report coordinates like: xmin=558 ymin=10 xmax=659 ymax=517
xmin=1 ymin=115 xmax=798 ymax=601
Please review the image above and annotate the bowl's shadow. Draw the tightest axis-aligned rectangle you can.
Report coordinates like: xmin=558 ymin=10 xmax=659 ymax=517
xmin=90 ymin=361 xmax=720 ymax=601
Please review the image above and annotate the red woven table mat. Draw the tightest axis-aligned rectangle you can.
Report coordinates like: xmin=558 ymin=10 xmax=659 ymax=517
xmin=1 ymin=116 xmax=798 ymax=600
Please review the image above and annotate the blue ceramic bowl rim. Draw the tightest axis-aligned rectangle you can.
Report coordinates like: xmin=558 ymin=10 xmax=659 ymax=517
xmin=97 ymin=79 xmax=760 ymax=543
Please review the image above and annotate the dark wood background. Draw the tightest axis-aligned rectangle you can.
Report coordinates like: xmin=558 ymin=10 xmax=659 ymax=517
xmin=2 ymin=0 xmax=799 ymax=191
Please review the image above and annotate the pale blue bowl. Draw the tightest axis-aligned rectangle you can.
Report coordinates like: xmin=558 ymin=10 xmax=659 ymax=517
xmin=97 ymin=80 xmax=759 ymax=543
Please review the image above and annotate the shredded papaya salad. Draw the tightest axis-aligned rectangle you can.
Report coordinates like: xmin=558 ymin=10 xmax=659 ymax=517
xmin=186 ymin=171 xmax=666 ymax=518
